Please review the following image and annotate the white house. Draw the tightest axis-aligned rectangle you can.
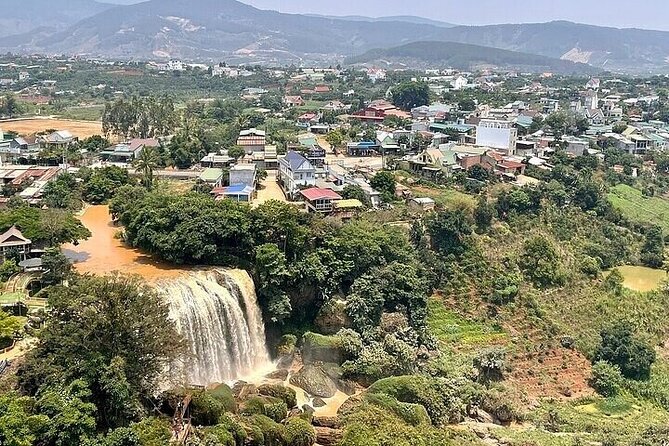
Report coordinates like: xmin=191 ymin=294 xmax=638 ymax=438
xmin=278 ymin=151 xmax=316 ymax=198
xmin=475 ymin=119 xmax=517 ymax=155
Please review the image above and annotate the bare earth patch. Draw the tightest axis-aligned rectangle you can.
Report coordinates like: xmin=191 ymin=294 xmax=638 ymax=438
xmin=0 ymin=118 xmax=103 ymax=138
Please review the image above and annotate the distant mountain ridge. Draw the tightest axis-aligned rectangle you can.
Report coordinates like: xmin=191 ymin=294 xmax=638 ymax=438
xmin=0 ymin=0 xmax=112 ymax=38
xmin=345 ymin=41 xmax=600 ymax=75
xmin=304 ymin=14 xmax=457 ymax=28
xmin=0 ymin=0 xmax=668 ymax=73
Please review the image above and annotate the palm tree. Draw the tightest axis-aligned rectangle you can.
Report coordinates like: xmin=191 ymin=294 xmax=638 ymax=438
xmin=134 ymin=146 xmax=159 ymax=190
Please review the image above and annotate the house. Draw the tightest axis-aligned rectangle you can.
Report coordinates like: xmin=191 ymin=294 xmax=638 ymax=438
xmin=564 ymin=136 xmax=590 ymax=156
xmin=229 ymin=163 xmax=257 ymax=189
xmin=366 ymin=68 xmax=387 ymax=83
xmin=297 ymin=112 xmax=320 ymax=128
xmin=347 ymin=141 xmax=379 ymax=156
xmin=284 ymin=96 xmax=304 ymax=107
xmin=322 ymin=101 xmax=349 ymax=112
xmin=237 ymin=128 xmax=266 ymax=154
xmin=475 ymin=119 xmax=517 ymax=155
xmin=264 ymin=145 xmax=278 ymax=170
xmin=0 ymin=226 xmax=31 ymax=261
xmin=200 ymin=152 xmax=234 ymax=168
xmin=100 ymin=138 xmax=159 ymax=162
xmin=332 ymin=199 xmax=363 ymax=219
xmin=211 ymin=184 xmax=254 ymax=202
xmin=278 ymin=151 xmax=316 ymax=198
xmin=198 ymin=168 xmax=225 ymax=187
xmin=314 ymin=85 xmax=330 ymax=94
xmin=451 ymin=76 xmax=468 ymax=90
xmin=300 ymin=187 xmax=342 ymax=213
xmin=41 ymin=130 xmax=77 ymax=147
xmin=408 ymin=197 xmax=436 ymax=213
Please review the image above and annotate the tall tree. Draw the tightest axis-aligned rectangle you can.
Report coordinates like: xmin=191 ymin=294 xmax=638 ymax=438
xmin=133 ymin=147 xmax=159 ymax=190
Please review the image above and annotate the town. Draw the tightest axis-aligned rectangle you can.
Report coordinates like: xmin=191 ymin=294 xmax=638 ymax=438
xmin=2 ymin=10 xmax=669 ymax=446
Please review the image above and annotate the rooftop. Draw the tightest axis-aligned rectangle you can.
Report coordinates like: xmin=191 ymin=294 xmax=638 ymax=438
xmin=300 ymin=187 xmax=342 ymax=201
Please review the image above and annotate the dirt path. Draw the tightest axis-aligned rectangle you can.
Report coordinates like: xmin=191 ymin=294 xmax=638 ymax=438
xmin=253 ymin=171 xmax=286 ymax=206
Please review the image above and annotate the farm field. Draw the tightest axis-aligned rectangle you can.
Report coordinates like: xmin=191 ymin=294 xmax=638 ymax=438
xmin=608 ymin=184 xmax=669 ymax=232
xmin=0 ymin=117 xmax=103 ymax=138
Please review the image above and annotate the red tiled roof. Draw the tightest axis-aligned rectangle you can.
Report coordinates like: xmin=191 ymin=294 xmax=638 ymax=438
xmin=499 ymin=160 xmax=524 ymax=169
xmin=300 ymin=187 xmax=342 ymax=201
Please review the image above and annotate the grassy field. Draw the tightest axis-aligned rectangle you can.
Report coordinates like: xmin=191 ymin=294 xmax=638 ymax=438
xmin=59 ymin=105 xmax=105 ymax=121
xmin=427 ymin=297 xmax=507 ymax=348
xmin=608 ymin=184 xmax=669 ymax=231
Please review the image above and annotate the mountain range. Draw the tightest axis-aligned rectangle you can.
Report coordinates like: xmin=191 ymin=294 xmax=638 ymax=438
xmin=1 ymin=0 xmax=669 ymax=73
xmin=345 ymin=41 xmax=599 ymax=75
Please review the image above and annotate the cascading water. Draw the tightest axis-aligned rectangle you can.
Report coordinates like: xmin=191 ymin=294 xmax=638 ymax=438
xmin=163 ymin=268 xmax=272 ymax=386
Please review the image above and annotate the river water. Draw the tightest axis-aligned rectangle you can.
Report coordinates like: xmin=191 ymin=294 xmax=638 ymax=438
xmin=62 ymin=204 xmax=184 ymax=280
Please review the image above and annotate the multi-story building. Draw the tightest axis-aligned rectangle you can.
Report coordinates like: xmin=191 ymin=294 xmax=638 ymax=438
xmin=475 ymin=119 xmax=518 ymax=155
xmin=278 ymin=151 xmax=316 ymax=198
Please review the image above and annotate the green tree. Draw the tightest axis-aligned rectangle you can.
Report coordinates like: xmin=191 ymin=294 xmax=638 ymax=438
xmin=370 ymin=171 xmax=396 ymax=202
xmin=425 ymin=209 xmax=473 ymax=256
xmin=19 ymin=275 xmax=185 ymax=428
xmin=133 ymin=147 xmax=159 ymax=190
xmin=640 ymin=225 xmax=664 ymax=268
xmin=41 ymin=248 xmax=73 ymax=285
xmin=0 ymin=308 xmax=22 ymax=349
xmin=593 ymin=321 xmax=656 ymax=380
xmin=473 ymin=196 xmax=495 ymax=232
xmin=590 ymin=361 xmax=623 ymax=397
xmin=37 ymin=380 xmax=97 ymax=446
xmin=0 ymin=393 xmax=48 ymax=446
xmin=391 ymin=81 xmax=430 ymax=111
xmin=521 ymin=236 xmax=565 ymax=288
xmin=340 ymin=185 xmax=369 ymax=207
xmin=228 ymin=145 xmax=246 ymax=160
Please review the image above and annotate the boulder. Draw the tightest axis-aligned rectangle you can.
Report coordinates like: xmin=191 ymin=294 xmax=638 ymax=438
xmin=312 ymin=397 xmax=326 ymax=407
xmin=301 ymin=332 xmax=344 ymax=364
xmin=314 ymin=426 xmax=343 ymax=446
xmin=265 ymin=369 xmax=289 ymax=381
xmin=312 ymin=416 xmax=340 ymax=428
xmin=315 ymin=299 xmax=352 ymax=335
xmin=231 ymin=381 xmax=257 ymax=401
xmin=336 ymin=394 xmax=364 ymax=417
xmin=289 ymin=364 xmax=338 ymax=398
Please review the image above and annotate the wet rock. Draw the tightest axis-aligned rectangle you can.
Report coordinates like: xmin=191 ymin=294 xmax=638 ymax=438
xmin=336 ymin=379 xmax=357 ymax=396
xmin=315 ymin=299 xmax=351 ymax=335
xmin=336 ymin=394 xmax=363 ymax=417
xmin=276 ymin=354 xmax=294 ymax=370
xmin=287 ymin=407 xmax=303 ymax=418
xmin=312 ymin=397 xmax=326 ymax=407
xmin=314 ymin=426 xmax=343 ymax=446
xmin=289 ymin=364 xmax=338 ymax=398
xmin=265 ymin=369 xmax=289 ymax=381
xmin=312 ymin=416 xmax=340 ymax=428
xmin=231 ymin=381 xmax=257 ymax=401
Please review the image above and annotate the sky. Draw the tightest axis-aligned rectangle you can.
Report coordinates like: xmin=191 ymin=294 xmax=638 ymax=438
xmin=105 ymin=0 xmax=669 ymax=31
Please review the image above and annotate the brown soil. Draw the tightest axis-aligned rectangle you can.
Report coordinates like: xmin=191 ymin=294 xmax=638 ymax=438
xmin=1 ymin=118 xmax=103 ymax=138
xmin=506 ymin=347 xmax=593 ymax=401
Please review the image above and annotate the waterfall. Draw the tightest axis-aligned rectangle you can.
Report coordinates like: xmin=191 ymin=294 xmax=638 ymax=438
xmin=163 ymin=268 xmax=272 ymax=386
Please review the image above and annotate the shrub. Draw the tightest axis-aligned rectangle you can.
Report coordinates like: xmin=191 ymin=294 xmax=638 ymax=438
xmin=276 ymin=334 xmax=297 ymax=356
xmin=258 ymin=384 xmax=297 ymax=409
xmin=284 ymin=418 xmax=315 ymax=446
xmin=590 ymin=361 xmax=623 ymax=397
xmin=368 ymin=375 xmax=477 ymax=426
xmin=473 ymin=347 xmax=506 ymax=383
xmin=593 ymin=322 xmax=656 ymax=380
xmin=578 ymin=255 xmax=601 ymax=278
xmin=191 ymin=388 xmax=235 ymax=426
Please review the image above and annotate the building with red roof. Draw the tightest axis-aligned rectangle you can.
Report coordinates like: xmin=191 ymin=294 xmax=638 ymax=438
xmin=299 ymin=187 xmax=342 ymax=214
